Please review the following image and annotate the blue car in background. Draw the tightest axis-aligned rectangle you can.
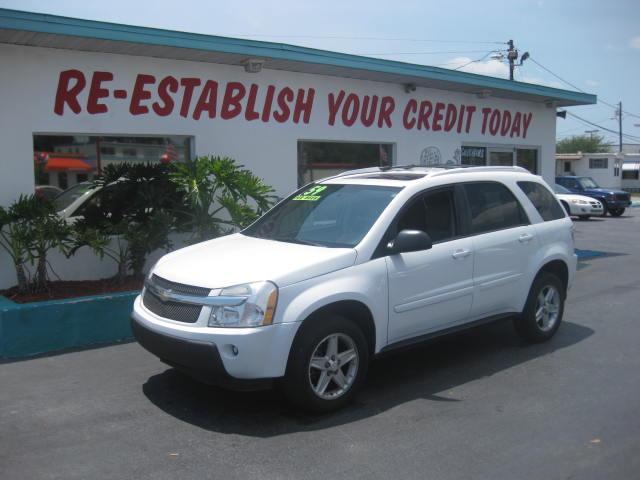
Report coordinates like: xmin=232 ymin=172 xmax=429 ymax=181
xmin=555 ymin=176 xmax=631 ymax=217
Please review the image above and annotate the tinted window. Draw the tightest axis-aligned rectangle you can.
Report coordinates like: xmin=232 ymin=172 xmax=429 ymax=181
xmin=463 ymin=182 xmax=527 ymax=234
xmin=244 ymin=184 xmax=401 ymax=248
xmin=397 ymin=188 xmax=457 ymax=243
xmin=517 ymin=181 xmax=566 ymax=221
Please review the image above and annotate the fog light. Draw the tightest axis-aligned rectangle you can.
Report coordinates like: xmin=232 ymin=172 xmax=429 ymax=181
xmin=231 ymin=345 xmax=239 ymax=356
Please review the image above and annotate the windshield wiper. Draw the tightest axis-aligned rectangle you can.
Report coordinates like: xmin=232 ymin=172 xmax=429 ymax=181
xmin=271 ymin=236 xmax=325 ymax=247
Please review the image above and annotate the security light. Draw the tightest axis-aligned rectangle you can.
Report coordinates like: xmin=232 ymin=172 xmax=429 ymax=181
xmin=242 ymin=58 xmax=265 ymax=73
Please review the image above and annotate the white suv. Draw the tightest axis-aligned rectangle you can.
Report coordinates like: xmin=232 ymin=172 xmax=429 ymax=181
xmin=132 ymin=166 xmax=577 ymax=412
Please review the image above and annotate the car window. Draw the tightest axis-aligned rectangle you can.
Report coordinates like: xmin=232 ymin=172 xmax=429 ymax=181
xmin=396 ymin=188 xmax=457 ymax=243
xmin=553 ymin=184 xmax=570 ymax=194
xmin=463 ymin=182 xmax=528 ymax=234
xmin=244 ymin=184 xmax=402 ymax=248
xmin=578 ymin=177 xmax=599 ymax=189
xmin=53 ymin=182 xmax=96 ymax=212
xmin=517 ymin=181 xmax=566 ymax=221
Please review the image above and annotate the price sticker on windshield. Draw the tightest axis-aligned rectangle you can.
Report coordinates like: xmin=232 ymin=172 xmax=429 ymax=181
xmin=293 ymin=185 xmax=328 ymax=201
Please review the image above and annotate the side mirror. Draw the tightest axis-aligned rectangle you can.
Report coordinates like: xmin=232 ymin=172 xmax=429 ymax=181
xmin=387 ymin=229 xmax=432 ymax=254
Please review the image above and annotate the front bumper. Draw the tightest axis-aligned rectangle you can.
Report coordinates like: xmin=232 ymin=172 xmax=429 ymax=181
xmin=131 ymin=295 xmax=300 ymax=388
xmin=603 ymin=198 xmax=631 ymax=209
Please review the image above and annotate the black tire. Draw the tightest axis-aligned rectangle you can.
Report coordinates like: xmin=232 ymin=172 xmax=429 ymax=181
xmin=609 ymin=208 xmax=625 ymax=217
xmin=281 ymin=314 xmax=369 ymax=413
xmin=578 ymin=215 xmax=590 ymax=221
xmin=599 ymin=200 xmax=608 ymax=216
xmin=514 ymin=272 xmax=565 ymax=343
xmin=560 ymin=201 xmax=571 ymax=216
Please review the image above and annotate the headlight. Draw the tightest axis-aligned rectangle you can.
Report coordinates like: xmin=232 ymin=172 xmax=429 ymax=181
xmin=208 ymin=281 xmax=278 ymax=328
xmin=571 ymin=199 xmax=588 ymax=205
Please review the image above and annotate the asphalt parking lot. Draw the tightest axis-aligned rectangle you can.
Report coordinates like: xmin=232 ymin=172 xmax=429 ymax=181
xmin=2 ymin=209 xmax=639 ymax=480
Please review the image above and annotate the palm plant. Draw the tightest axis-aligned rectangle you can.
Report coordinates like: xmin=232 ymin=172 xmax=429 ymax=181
xmin=0 ymin=195 xmax=72 ymax=293
xmin=170 ymin=156 xmax=276 ymax=243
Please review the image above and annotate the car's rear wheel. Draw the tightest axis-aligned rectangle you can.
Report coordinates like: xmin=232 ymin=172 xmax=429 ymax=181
xmin=514 ymin=272 xmax=565 ymax=343
xmin=609 ymin=208 xmax=625 ymax=217
xmin=281 ymin=314 xmax=369 ymax=413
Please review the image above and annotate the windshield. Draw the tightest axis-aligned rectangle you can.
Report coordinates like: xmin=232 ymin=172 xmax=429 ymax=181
xmin=578 ymin=177 xmax=600 ymax=189
xmin=243 ymin=183 xmax=402 ymax=248
xmin=554 ymin=184 xmax=570 ymax=194
xmin=53 ymin=182 xmax=97 ymax=212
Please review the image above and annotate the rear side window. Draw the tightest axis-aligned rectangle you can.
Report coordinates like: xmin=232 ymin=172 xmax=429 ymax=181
xmin=463 ymin=182 xmax=528 ymax=234
xmin=517 ymin=181 xmax=566 ymax=221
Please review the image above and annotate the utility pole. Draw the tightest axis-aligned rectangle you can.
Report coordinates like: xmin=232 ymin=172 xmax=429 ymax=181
xmin=617 ymin=101 xmax=623 ymax=152
xmin=507 ymin=40 xmax=516 ymax=81
xmin=585 ymin=129 xmax=598 ymax=140
xmin=506 ymin=40 xmax=529 ymax=81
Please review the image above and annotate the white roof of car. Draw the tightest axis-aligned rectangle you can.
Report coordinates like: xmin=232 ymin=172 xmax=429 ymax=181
xmin=321 ymin=165 xmax=535 ymax=188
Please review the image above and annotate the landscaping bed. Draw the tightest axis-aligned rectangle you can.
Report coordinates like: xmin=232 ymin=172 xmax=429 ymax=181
xmin=1 ymin=276 xmax=143 ymax=303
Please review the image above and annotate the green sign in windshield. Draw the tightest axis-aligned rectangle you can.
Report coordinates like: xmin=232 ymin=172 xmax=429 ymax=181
xmin=292 ymin=185 xmax=328 ymax=201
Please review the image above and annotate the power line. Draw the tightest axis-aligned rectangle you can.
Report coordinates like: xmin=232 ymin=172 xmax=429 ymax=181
xmin=353 ymin=49 xmax=494 ymax=56
xmin=452 ymin=51 xmax=497 ymax=70
xmin=528 ymin=57 xmax=640 ymax=120
xmin=233 ymin=34 xmax=505 ymax=44
xmin=567 ymin=112 xmax=640 ymax=142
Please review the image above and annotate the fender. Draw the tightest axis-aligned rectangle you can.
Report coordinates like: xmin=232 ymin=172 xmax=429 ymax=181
xmin=277 ymin=258 xmax=389 ymax=352
xmin=522 ymin=220 xmax=575 ymax=311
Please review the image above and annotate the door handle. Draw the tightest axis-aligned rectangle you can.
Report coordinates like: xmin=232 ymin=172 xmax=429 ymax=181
xmin=519 ymin=233 xmax=534 ymax=243
xmin=452 ymin=249 xmax=471 ymax=259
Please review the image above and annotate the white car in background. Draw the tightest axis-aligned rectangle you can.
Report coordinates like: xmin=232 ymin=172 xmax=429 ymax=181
xmin=53 ymin=182 xmax=101 ymax=223
xmin=553 ymin=184 xmax=603 ymax=220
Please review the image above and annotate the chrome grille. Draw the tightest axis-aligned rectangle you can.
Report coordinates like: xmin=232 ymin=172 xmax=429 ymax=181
xmin=151 ymin=274 xmax=211 ymax=296
xmin=615 ymin=193 xmax=630 ymax=202
xmin=142 ymin=274 xmax=210 ymax=323
xmin=142 ymin=289 xmax=202 ymax=323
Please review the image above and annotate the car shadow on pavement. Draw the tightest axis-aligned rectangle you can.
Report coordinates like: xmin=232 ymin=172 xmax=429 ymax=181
xmin=142 ymin=320 xmax=593 ymax=437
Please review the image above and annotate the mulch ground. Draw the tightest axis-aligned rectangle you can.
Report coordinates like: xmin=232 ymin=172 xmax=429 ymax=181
xmin=1 ymin=276 xmax=144 ymax=304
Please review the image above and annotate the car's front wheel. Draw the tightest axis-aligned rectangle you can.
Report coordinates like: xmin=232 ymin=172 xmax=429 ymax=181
xmin=609 ymin=208 xmax=625 ymax=217
xmin=514 ymin=272 xmax=565 ymax=343
xmin=281 ymin=314 xmax=369 ymax=413
xmin=578 ymin=215 xmax=591 ymax=221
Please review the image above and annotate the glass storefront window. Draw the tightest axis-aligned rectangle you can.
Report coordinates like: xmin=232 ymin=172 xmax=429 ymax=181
xmin=297 ymin=141 xmax=393 ymax=187
xmin=516 ymin=149 xmax=538 ymax=173
xmin=32 ymin=134 xmax=192 ymax=193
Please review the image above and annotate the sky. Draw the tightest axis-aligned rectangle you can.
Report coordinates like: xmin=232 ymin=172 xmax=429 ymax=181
xmin=2 ymin=0 xmax=640 ymax=147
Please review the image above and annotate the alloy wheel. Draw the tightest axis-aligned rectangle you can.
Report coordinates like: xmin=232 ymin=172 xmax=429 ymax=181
xmin=308 ymin=333 xmax=359 ymax=400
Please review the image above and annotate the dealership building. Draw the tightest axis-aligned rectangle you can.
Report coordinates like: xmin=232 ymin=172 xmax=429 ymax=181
xmin=0 ymin=8 xmax=595 ymax=288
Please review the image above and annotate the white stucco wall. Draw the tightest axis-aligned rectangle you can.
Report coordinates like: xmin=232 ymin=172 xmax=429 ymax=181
xmin=0 ymin=43 xmax=557 ymax=289
xmin=558 ymin=155 xmax=622 ymax=189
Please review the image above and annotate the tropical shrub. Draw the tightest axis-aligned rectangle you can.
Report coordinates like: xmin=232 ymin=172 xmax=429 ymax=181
xmin=0 ymin=195 xmax=72 ymax=293
xmin=170 ymin=156 xmax=276 ymax=243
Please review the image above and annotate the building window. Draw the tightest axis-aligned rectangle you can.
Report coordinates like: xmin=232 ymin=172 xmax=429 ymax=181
xmin=461 ymin=146 xmax=486 ymax=166
xmin=622 ymin=169 xmax=639 ymax=180
xmin=564 ymin=161 xmax=572 ymax=173
xmin=297 ymin=140 xmax=393 ymax=187
xmin=589 ymin=158 xmax=608 ymax=169
xmin=122 ymin=148 xmax=138 ymax=158
xmin=461 ymin=145 xmax=539 ymax=174
xmin=33 ymin=134 xmax=193 ymax=193
xmin=516 ymin=149 xmax=538 ymax=173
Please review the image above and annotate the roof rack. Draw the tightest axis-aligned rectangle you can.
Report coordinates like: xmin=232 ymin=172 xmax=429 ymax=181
xmin=429 ymin=165 xmax=529 ymax=176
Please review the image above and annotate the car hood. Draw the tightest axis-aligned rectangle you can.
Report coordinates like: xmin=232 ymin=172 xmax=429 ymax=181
xmin=556 ymin=193 xmax=599 ymax=203
xmin=584 ymin=188 xmax=627 ymax=196
xmin=153 ymin=233 xmax=358 ymax=289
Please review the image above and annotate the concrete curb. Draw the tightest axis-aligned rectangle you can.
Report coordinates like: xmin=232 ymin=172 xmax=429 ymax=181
xmin=0 ymin=291 xmax=138 ymax=359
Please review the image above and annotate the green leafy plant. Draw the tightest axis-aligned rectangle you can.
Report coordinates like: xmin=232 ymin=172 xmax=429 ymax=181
xmin=170 ymin=156 xmax=276 ymax=243
xmin=557 ymin=134 xmax=611 ymax=154
xmin=73 ymin=162 xmax=177 ymax=283
xmin=0 ymin=195 xmax=72 ymax=293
